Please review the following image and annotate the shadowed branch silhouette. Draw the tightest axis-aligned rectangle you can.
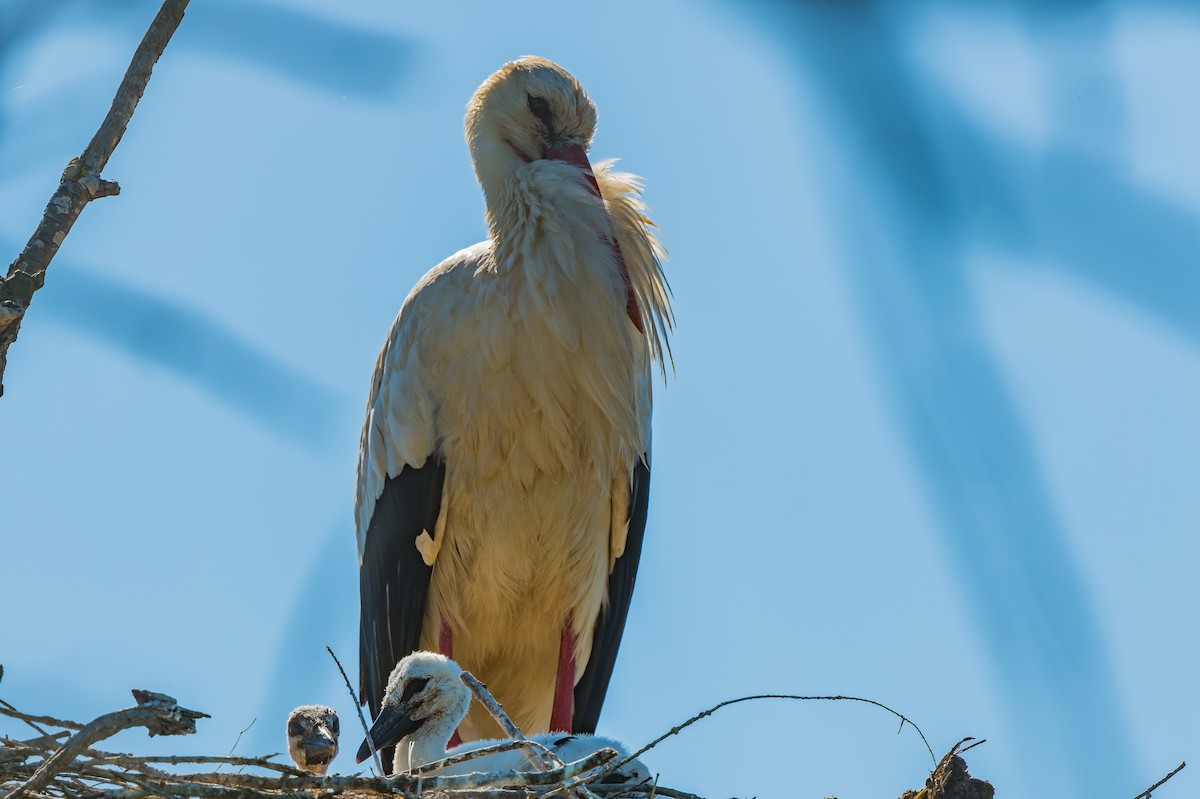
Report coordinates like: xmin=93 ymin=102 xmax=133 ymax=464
xmin=734 ymin=1 xmax=1154 ymax=796
xmin=67 ymin=0 xmax=414 ymax=99
xmin=35 ymin=262 xmax=345 ymax=451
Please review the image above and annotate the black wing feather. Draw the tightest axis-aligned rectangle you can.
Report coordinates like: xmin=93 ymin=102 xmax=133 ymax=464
xmin=358 ymin=458 xmax=446 ymax=768
xmin=572 ymin=452 xmax=651 ymax=733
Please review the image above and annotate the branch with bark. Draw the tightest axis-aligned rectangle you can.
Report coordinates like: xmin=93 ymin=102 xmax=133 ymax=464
xmin=0 ymin=0 xmax=190 ymax=396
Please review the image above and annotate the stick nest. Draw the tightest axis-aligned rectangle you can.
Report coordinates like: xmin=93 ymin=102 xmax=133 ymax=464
xmin=0 ymin=677 xmax=689 ymax=799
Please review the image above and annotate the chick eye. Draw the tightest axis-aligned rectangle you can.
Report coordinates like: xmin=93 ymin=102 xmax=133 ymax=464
xmin=527 ymin=95 xmax=551 ymax=121
xmin=401 ymin=677 xmax=430 ymax=703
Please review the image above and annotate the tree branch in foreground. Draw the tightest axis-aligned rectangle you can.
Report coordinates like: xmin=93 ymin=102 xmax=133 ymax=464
xmin=4 ymin=690 xmax=208 ymax=799
xmin=0 ymin=0 xmax=190 ymax=396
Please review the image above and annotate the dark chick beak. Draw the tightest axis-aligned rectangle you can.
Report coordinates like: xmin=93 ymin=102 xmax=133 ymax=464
xmin=301 ymin=733 xmax=337 ymax=767
xmin=355 ymin=706 xmax=424 ymax=764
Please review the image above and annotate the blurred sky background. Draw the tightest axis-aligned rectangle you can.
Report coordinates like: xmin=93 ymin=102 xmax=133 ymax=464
xmin=2 ymin=1 xmax=1199 ymax=797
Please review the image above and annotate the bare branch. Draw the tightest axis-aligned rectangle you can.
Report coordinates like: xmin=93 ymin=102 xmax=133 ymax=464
xmin=411 ymin=740 xmax=584 ymax=778
xmin=0 ymin=0 xmax=191 ymax=396
xmin=4 ymin=690 xmax=208 ymax=799
xmin=570 ymin=692 xmax=934 ymax=792
xmin=0 ymin=701 xmax=84 ymax=733
xmin=1131 ymin=762 xmax=1185 ymax=799
xmin=327 ymin=645 xmax=384 ymax=776
xmin=458 ymin=672 xmax=564 ymax=772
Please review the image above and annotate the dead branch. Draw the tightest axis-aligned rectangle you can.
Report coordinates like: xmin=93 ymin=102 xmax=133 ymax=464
xmin=459 ymin=673 xmax=563 ymax=770
xmin=326 ymin=646 xmax=384 ymax=776
xmin=1131 ymin=762 xmax=1185 ymax=799
xmin=4 ymin=690 xmax=208 ymax=799
xmin=565 ymin=692 xmax=935 ymax=793
xmin=899 ymin=738 xmax=993 ymax=799
xmin=0 ymin=702 xmax=85 ymax=734
xmin=458 ymin=673 xmax=592 ymax=799
xmin=0 ymin=0 xmax=190 ymax=396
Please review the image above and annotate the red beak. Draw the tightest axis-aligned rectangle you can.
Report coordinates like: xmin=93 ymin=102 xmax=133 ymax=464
xmin=545 ymin=143 xmax=603 ymax=196
xmin=543 ymin=143 xmax=644 ymax=334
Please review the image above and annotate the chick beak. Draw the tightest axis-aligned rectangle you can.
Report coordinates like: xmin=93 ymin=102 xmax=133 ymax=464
xmin=355 ymin=706 xmax=424 ymax=764
xmin=301 ymin=732 xmax=337 ymax=770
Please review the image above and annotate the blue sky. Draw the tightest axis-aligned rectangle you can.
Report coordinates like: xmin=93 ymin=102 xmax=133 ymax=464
xmin=2 ymin=2 xmax=1198 ymax=797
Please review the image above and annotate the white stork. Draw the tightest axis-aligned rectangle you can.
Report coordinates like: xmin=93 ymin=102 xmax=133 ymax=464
xmin=286 ymin=705 xmax=340 ymax=775
xmin=355 ymin=55 xmax=671 ymax=756
xmin=355 ymin=651 xmax=650 ymax=784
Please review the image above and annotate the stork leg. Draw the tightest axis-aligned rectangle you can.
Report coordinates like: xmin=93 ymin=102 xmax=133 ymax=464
xmin=439 ymin=618 xmax=464 ymax=748
xmin=549 ymin=624 xmax=577 ymax=733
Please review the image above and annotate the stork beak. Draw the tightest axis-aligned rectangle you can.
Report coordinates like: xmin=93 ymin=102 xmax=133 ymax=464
xmin=301 ymin=733 xmax=337 ymax=768
xmin=355 ymin=706 xmax=424 ymax=764
xmin=545 ymin=143 xmax=602 ymax=195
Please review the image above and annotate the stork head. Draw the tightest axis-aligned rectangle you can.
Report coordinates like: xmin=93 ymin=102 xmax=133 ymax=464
xmin=355 ymin=651 xmax=469 ymax=764
xmin=286 ymin=705 xmax=340 ymax=775
xmin=465 ymin=56 xmax=599 ymax=203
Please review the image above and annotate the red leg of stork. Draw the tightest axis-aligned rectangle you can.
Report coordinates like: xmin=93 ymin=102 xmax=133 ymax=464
xmin=550 ymin=624 xmax=577 ymax=733
xmin=439 ymin=618 xmax=464 ymax=749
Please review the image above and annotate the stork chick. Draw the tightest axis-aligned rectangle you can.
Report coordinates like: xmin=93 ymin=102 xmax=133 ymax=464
xmin=286 ymin=705 xmax=340 ymax=775
xmin=356 ymin=652 xmax=649 ymax=784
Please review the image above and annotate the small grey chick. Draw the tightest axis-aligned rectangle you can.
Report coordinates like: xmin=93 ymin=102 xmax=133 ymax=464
xmin=286 ymin=705 xmax=340 ymax=775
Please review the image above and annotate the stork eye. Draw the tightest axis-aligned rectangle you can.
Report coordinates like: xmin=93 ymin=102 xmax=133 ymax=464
xmin=329 ymin=716 xmax=339 ymax=734
xmin=527 ymin=95 xmax=551 ymax=121
xmin=287 ymin=720 xmax=304 ymax=737
xmin=401 ymin=676 xmax=430 ymax=703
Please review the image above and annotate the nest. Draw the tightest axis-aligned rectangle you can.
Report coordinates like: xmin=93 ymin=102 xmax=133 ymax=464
xmin=0 ymin=662 xmax=691 ymax=799
xmin=5 ymin=661 xmax=1081 ymax=799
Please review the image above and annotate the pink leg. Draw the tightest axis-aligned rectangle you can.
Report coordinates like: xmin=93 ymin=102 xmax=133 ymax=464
xmin=439 ymin=618 xmax=463 ymax=749
xmin=549 ymin=624 xmax=577 ymax=733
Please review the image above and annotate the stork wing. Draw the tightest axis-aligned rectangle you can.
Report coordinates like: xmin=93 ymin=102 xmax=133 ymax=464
xmin=358 ymin=460 xmax=445 ymax=720
xmin=355 ymin=255 xmax=467 ymax=723
xmin=572 ymin=452 xmax=651 ymax=733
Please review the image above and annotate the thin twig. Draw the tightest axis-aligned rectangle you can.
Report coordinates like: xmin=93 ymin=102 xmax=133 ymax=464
xmin=0 ymin=0 xmax=191 ymax=395
xmin=213 ymin=718 xmax=254 ymax=773
xmin=1131 ymin=762 xmax=1185 ymax=799
xmin=458 ymin=672 xmax=564 ymax=771
xmin=576 ymin=693 xmax=934 ymax=793
xmin=458 ymin=671 xmax=594 ymax=799
xmin=0 ymin=702 xmax=84 ymax=733
xmin=409 ymin=739 xmax=580 ymax=777
xmin=326 ymin=644 xmax=384 ymax=776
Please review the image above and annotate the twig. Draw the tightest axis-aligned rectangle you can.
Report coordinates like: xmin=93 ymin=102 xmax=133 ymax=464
xmin=326 ymin=644 xmax=384 ymax=776
xmin=0 ymin=0 xmax=191 ymax=396
xmin=458 ymin=672 xmax=589 ymax=799
xmin=589 ymin=786 xmax=700 ymax=799
xmin=409 ymin=739 xmax=580 ymax=777
xmin=578 ymin=693 xmax=934 ymax=792
xmin=3 ymin=690 xmax=208 ymax=799
xmin=1131 ymin=762 xmax=1185 ymax=799
xmin=957 ymin=737 xmax=986 ymax=755
xmin=76 ymin=753 xmax=302 ymax=778
xmin=89 ymin=754 xmax=296 ymax=774
xmin=213 ymin=718 xmax=254 ymax=773
xmin=102 ymin=748 xmax=614 ymax=798
xmin=458 ymin=672 xmax=564 ymax=771
xmin=0 ymin=702 xmax=84 ymax=733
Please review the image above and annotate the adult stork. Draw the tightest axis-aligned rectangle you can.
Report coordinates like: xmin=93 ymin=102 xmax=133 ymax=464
xmin=355 ymin=56 xmax=671 ymax=754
